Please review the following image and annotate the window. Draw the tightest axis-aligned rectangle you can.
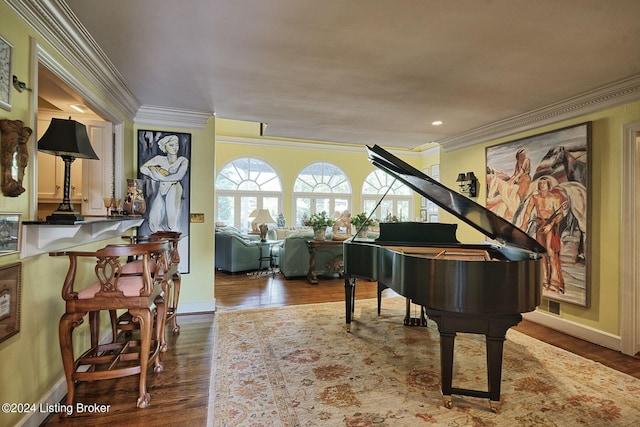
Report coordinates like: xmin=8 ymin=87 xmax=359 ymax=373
xmin=215 ymin=157 xmax=282 ymax=231
xmin=361 ymin=170 xmax=413 ymax=221
xmin=423 ymin=164 xmax=439 ymax=222
xmin=293 ymin=162 xmax=351 ymax=226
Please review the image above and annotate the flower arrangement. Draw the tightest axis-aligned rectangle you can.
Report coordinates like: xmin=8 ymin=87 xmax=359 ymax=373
xmin=382 ymin=213 xmax=400 ymax=223
xmin=350 ymin=212 xmax=378 ymax=229
xmin=304 ymin=211 xmax=336 ymax=228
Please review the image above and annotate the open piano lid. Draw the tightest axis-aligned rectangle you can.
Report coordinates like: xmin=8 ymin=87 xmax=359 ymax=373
xmin=367 ymin=144 xmax=546 ymax=255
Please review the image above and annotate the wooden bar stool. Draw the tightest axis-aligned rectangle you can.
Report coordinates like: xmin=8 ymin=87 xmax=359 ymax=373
xmin=145 ymin=231 xmax=182 ymax=334
xmin=51 ymin=240 xmax=171 ymax=415
xmin=118 ymin=231 xmax=182 ymax=349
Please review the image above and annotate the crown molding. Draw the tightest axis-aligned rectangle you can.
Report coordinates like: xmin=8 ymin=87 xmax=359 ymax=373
xmin=12 ymin=1 xmax=638 ymax=145
xmin=216 ymin=135 xmax=425 ymax=158
xmin=438 ymin=73 xmax=640 ymax=152
xmin=7 ymin=0 xmax=141 ymax=119
xmin=134 ymin=105 xmax=213 ymax=130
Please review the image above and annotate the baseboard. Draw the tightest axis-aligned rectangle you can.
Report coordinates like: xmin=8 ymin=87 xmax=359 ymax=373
xmin=524 ymin=310 xmax=621 ymax=352
xmin=16 ymin=325 xmax=127 ymax=427
xmin=15 ymin=301 xmax=215 ymax=426
xmin=177 ymin=300 xmax=216 ymax=314
xmin=14 ymin=376 xmax=68 ymax=427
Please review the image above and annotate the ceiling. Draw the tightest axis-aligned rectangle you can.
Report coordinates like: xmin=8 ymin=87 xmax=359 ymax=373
xmin=37 ymin=65 xmax=102 ymax=120
xmin=57 ymin=0 xmax=640 ymax=150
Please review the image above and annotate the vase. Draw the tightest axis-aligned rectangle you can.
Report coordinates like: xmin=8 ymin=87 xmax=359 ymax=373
xmin=356 ymin=226 xmax=369 ymax=238
xmin=123 ymin=179 xmax=146 ymax=215
xmin=313 ymin=226 xmax=326 ymax=240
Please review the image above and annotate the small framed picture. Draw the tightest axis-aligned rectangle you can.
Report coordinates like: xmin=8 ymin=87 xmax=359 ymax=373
xmin=0 ymin=213 xmax=22 ymax=256
xmin=0 ymin=35 xmax=13 ymax=111
xmin=0 ymin=262 xmax=22 ymax=343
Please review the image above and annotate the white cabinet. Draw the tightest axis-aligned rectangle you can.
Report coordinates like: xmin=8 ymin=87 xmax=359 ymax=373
xmin=81 ymin=120 xmax=113 ymax=216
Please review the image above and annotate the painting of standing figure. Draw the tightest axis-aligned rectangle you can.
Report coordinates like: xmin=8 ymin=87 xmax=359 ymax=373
xmin=486 ymin=122 xmax=590 ymax=307
xmin=137 ymin=130 xmax=191 ymax=273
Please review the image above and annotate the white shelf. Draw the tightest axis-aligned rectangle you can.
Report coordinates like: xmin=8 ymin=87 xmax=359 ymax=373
xmin=21 ymin=217 xmax=144 ymax=258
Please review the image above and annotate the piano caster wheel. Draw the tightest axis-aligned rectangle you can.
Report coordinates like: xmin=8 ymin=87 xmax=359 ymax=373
xmin=489 ymin=401 xmax=501 ymax=413
xmin=442 ymin=395 xmax=452 ymax=409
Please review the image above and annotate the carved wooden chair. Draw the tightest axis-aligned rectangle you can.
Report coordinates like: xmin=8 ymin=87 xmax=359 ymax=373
xmin=117 ymin=231 xmax=182 ymax=349
xmin=51 ymin=240 xmax=170 ymax=415
xmin=144 ymin=231 xmax=182 ymax=334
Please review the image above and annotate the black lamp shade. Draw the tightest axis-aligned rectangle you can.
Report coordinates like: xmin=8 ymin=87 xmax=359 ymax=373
xmin=456 ymin=173 xmax=466 ymax=182
xmin=38 ymin=118 xmax=99 ymax=160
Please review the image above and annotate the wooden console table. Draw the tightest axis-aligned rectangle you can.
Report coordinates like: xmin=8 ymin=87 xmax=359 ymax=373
xmin=305 ymin=239 xmax=344 ymax=284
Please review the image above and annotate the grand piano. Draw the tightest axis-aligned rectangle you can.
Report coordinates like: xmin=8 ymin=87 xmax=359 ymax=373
xmin=344 ymin=145 xmax=545 ymax=412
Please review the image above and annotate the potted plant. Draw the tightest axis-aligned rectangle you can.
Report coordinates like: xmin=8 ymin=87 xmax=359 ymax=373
xmin=304 ymin=211 xmax=336 ymax=240
xmin=351 ymin=212 xmax=377 ymax=238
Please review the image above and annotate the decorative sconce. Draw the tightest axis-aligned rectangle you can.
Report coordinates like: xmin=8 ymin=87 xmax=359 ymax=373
xmin=12 ymin=75 xmax=32 ymax=92
xmin=456 ymin=171 xmax=478 ymax=197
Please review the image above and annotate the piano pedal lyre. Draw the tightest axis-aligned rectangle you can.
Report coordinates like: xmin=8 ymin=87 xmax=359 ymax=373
xmin=403 ymin=299 xmax=428 ymax=326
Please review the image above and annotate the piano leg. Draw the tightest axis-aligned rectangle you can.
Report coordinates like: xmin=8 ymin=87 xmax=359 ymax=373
xmin=426 ymin=310 xmax=522 ymax=412
xmin=377 ymin=282 xmax=387 ymax=315
xmin=344 ymin=276 xmax=356 ymax=332
xmin=438 ymin=330 xmax=456 ymax=409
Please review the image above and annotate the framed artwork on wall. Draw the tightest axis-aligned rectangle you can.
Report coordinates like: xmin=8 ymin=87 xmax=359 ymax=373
xmin=486 ymin=122 xmax=591 ymax=307
xmin=0 ymin=213 xmax=22 ymax=256
xmin=0 ymin=262 xmax=22 ymax=343
xmin=137 ymin=130 xmax=191 ymax=273
xmin=0 ymin=35 xmax=13 ymax=111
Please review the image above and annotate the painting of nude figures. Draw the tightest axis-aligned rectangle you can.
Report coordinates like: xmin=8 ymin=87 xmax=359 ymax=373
xmin=137 ymin=130 xmax=191 ymax=273
xmin=486 ymin=122 xmax=591 ymax=307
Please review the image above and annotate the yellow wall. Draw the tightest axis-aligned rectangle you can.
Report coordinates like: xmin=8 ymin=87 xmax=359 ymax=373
xmin=0 ymin=4 xmax=215 ymax=425
xmin=133 ymin=123 xmax=216 ymax=308
xmin=440 ymin=101 xmax=640 ymax=336
xmin=215 ymin=119 xmax=427 ymax=223
xmin=1 ymin=1 xmax=637 ymax=423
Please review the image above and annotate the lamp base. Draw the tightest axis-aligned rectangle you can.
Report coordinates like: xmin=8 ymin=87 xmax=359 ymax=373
xmin=46 ymin=211 xmax=84 ymax=224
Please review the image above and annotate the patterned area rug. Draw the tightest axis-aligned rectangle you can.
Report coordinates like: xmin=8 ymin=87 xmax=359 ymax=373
xmin=210 ymin=298 xmax=640 ymax=426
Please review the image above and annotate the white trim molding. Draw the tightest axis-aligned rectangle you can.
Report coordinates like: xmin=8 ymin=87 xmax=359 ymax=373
xmin=438 ymin=74 xmax=640 ymax=152
xmin=524 ymin=310 xmax=621 ymax=352
xmin=7 ymin=0 xmax=140 ymax=119
xmin=216 ymin=135 xmax=426 ymax=158
xmin=7 ymin=0 xmax=215 ymax=129
xmin=620 ymin=121 xmax=640 ymax=356
xmin=135 ymin=105 xmax=213 ymax=130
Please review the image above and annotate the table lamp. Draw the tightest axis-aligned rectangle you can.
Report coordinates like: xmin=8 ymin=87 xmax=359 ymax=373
xmin=248 ymin=209 xmax=259 ymax=232
xmin=38 ymin=118 xmax=99 ymax=224
xmin=253 ymin=209 xmax=276 ymax=241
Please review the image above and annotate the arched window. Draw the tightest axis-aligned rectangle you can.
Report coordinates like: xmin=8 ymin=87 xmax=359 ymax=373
xmin=361 ymin=170 xmax=413 ymax=222
xmin=293 ymin=162 xmax=352 ymax=226
xmin=215 ymin=157 xmax=282 ymax=231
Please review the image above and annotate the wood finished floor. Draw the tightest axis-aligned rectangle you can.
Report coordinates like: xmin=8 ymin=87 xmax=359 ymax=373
xmin=42 ymin=270 xmax=640 ymax=426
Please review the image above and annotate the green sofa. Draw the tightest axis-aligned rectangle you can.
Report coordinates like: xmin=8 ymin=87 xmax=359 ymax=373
xmin=277 ymin=231 xmax=344 ymax=279
xmin=215 ymin=227 xmax=281 ymax=273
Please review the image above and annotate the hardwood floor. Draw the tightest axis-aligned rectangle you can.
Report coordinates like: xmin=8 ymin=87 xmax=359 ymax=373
xmin=41 ymin=270 xmax=640 ymax=426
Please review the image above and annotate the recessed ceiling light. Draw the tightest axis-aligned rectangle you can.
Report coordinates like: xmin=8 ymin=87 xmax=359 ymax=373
xmin=431 ymin=120 xmax=443 ymax=126
xmin=69 ymin=104 xmax=86 ymax=113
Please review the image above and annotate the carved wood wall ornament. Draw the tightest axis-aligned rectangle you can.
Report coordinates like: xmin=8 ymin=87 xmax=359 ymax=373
xmin=0 ymin=119 xmax=32 ymax=197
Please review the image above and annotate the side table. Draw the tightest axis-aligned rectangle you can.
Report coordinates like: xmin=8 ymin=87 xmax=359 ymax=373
xmin=305 ymin=239 xmax=344 ymax=284
xmin=251 ymin=240 xmax=281 ymax=277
